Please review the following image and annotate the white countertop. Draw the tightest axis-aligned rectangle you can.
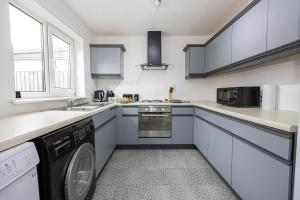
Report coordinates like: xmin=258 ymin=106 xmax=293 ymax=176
xmin=193 ymin=101 xmax=298 ymax=133
xmin=0 ymin=101 xmax=297 ymax=152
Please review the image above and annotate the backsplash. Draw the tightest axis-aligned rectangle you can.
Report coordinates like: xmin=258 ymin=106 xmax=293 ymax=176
xmin=94 ymin=36 xmax=300 ymax=111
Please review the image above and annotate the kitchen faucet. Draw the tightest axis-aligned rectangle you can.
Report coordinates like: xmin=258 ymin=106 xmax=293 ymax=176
xmin=66 ymin=98 xmax=83 ymax=110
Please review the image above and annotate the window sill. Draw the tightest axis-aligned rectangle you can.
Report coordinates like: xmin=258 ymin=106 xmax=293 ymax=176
xmin=10 ymin=97 xmax=85 ymax=105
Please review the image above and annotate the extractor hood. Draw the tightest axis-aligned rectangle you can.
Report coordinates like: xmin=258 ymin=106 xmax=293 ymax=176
xmin=141 ymin=31 xmax=169 ymax=70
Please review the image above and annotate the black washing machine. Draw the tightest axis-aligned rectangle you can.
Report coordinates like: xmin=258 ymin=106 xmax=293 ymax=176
xmin=34 ymin=117 xmax=96 ymax=200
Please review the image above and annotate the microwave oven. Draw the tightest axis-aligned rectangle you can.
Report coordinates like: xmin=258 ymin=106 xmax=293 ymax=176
xmin=217 ymin=87 xmax=260 ymax=107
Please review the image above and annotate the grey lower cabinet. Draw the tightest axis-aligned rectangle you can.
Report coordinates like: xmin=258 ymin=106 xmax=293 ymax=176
xmin=172 ymin=116 xmax=193 ymax=144
xmin=90 ymin=44 xmax=126 ymax=77
xmin=94 ymin=117 xmax=117 ymax=177
xmin=205 ymin=26 xmax=232 ymax=72
xmin=232 ymin=137 xmax=291 ymax=200
xmin=232 ymin=0 xmax=268 ymax=63
xmin=193 ymin=116 xmax=209 ymax=158
xmin=122 ymin=116 xmax=139 ymax=144
xmin=267 ymin=0 xmax=300 ymax=50
xmin=207 ymin=125 xmax=232 ymax=184
xmin=184 ymin=46 xmax=205 ymax=78
xmin=195 ymin=107 xmax=293 ymax=199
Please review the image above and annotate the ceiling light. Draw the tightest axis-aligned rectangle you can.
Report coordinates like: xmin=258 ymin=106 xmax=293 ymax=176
xmin=154 ymin=0 xmax=162 ymax=9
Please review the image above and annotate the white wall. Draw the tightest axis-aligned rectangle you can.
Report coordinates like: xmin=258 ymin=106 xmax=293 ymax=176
xmin=94 ymin=36 xmax=211 ymax=101
xmin=0 ymin=0 xmax=96 ymax=117
xmin=94 ymin=36 xmax=300 ymax=105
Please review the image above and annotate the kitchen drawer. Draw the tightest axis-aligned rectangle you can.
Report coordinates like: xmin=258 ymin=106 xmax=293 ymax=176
xmin=172 ymin=107 xmax=194 ymax=115
xmin=93 ymin=108 xmax=117 ymax=129
xmin=122 ymin=107 xmax=138 ymax=115
xmin=195 ymin=107 xmax=292 ymax=160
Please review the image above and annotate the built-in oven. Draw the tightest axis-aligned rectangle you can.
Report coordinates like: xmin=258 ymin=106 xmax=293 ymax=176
xmin=138 ymin=106 xmax=172 ymax=138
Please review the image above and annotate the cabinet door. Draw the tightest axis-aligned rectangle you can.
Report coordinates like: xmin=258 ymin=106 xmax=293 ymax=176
xmin=90 ymin=47 xmax=122 ymax=75
xmin=267 ymin=0 xmax=300 ymax=50
xmin=95 ymin=118 xmax=117 ymax=176
xmin=194 ymin=117 xmax=200 ymax=149
xmin=194 ymin=117 xmax=209 ymax=158
xmin=232 ymin=137 xmax=291 ymax=200
xmin=185 ymin=49 xmax=190 ymax=78
xmin=172 ymin=116 xmax=193 ymax=144
xmin=116 ymin=107 xmax=123 ymax=145
xmin=123 ymin=116 xmax=138 ymax=144
xmin=208 ymin=125 xmax=232 ymax=184
xmin=232 ymin=0 xmax=268 ymax=63
xmin=107 ymin=118 xmax=117 ymax=155
xmin=189 ymin=47 xmax=205 ymax=74
xmin=205 ymin=26 xmax=232 ymax=72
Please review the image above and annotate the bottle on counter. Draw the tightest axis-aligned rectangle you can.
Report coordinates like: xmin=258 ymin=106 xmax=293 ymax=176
xmin=168 ymin=87 xmax=174 ymax=103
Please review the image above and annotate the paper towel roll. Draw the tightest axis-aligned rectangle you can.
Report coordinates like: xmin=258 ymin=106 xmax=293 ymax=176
xmin=262 ymin=84 xmax=277 ymax=110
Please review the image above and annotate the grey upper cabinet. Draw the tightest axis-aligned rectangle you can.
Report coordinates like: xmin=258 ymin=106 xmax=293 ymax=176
xmin=184 ymin=46 xmax=205 ymax=78
xmin=172 ymin=116 xmax=194 ymax=144
xmin=232 ymin=0 xmax=268 ymax=63
xmin=205 ymin=26 xmax=232 ymax=72
xmin=90 ymin=44 xmax=126 ymax=77
xmin=122 ymin=116 xmax=138 ymax=144
xmin=194 ymin=116 xmax=209 ymax=158
xmin=207 ymin=125 xmax=232 ymax=185
xmin=267 ymin=0 xmax=300 ymax=50
xmin=232 ymin=137 xmax=291 ymax=200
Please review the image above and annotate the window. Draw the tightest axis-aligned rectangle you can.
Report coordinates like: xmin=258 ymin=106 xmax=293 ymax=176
xmin=9 ymin=4 xmax=45 ymax=92
xmin=48 ymin=26 xmax=75 ymax=95
xmin=9 ymin=4 xmax=75 ymax=98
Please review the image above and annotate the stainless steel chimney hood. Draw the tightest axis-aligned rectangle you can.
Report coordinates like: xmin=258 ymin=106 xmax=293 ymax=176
xmin=140 ymin=31 xmax=169 ymax=70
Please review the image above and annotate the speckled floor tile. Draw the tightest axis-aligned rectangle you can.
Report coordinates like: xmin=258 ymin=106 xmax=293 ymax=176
xmin=92 ymin=149 xmax=238 ymax=200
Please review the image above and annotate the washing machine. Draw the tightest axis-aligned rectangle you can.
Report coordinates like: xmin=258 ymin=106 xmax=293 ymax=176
xmin=34 ymin=117 xmax=96 ymax=200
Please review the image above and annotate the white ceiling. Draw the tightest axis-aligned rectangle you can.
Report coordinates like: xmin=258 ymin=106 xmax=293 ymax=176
xmin=63 ymin=0 xmax=251 ymax=36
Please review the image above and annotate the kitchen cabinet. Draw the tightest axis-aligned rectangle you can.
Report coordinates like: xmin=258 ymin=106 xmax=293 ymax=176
xmin=193 ymin=116 xmax=209 ymax=158
xmin=194 ymin=106 xmax=294 ymax=200
xmin=90 ymin=44 xmax=126 ymax=77
xmin=207 ymin=125 xmax=232 ymax=184
xmin=205 ymin=26 xmax=232 ymax=72
xmin=267 ymin=0 xmax=300 ymax=50
xmin=172 ymin=107 xmax=194 ymax=144
xmin=122 ymin=116 xmax=139 ymax=144
xmin=232 ymin=0 xmax=268 ymax=63
xmin=172 ymin=116 xmax=193 ymax=144
xmin=94 ymin=117 xmax=117 ymax=177
xmin=195 ymin=107 xmax=293 ymax=160
xmin=183 ymin=46 xmax=205 ymax=78
xmin=183 ymin=0 xmax=300 ymax=77
xmin=116 ymin=106 xmax=123 ymax=144
xmin=232 ymin=137 xmax=291 ymax=200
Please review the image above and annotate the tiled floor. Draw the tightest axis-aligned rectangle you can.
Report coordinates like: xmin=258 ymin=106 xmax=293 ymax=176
xmin=92 ymin=149 xmax=238 ymax=200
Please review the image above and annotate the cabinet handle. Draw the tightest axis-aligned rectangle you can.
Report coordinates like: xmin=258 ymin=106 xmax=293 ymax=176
xmin=140 ymin=114 xmax=170 ymax=117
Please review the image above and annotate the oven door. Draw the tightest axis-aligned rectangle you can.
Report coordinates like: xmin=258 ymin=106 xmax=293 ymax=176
xmin=138 ymin=112 xmax=172 ymax=138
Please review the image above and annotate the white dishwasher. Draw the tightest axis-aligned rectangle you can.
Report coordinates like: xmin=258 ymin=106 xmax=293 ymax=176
xmin=0 ymin=142 xmax=40 ymax=200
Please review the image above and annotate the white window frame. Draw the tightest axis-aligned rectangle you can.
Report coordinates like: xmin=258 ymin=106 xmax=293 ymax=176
xmin=48 ymin=25 xmax=76 ymax=96
xmin=9 ymin=1 xmax=76 ymax=99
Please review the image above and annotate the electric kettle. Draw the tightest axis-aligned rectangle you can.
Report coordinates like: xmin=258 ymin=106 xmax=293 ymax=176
xmin=94 ymin=90 xmax=105 ymax=102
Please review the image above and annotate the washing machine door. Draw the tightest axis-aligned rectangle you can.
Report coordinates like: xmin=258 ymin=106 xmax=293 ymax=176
xmin=65 ymin=143 xmax=95 ymax=200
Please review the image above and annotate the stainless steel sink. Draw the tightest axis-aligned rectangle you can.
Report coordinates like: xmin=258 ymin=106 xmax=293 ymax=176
xmin=60 ymin=102 xmax=111 ymax=111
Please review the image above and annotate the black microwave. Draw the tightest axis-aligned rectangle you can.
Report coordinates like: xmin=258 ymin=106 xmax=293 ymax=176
xmin=217 ymin=87 xmax=260 ymax=107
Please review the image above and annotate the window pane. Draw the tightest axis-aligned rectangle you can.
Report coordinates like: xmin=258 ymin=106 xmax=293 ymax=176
xmin=9 ymin=5 xmax=45 ymax=92
xmin=51 ymin=35 xmax=71 ymax=89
